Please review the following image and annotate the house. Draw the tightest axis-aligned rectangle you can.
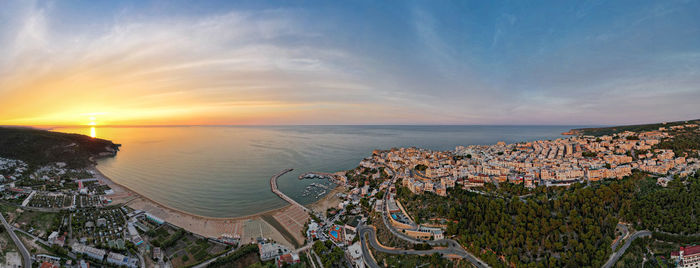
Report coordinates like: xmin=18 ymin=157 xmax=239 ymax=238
xmin=72 ymin=243 xmax=105 ymax=261
xmin=346 ymin=242 xmax=365 ymax=268
xmin=40 ymin=262 xmax=59 ymax=268
xmin=657 ymin=176 xmax=673 ymax=187
xmin=276 ymin=253 xmax=300 ymax=267
xmin=306 ymin=221 xmax=319 ymax=240
xmin=153 ymin=247 xmax=163 ymax=261
xmin=259 ymin=242 xmax=292 ymax=262
xmin=106 ymin=252 xmax=138 ymax=268
xmin=671 ymin=245 xmax=700 ymax=268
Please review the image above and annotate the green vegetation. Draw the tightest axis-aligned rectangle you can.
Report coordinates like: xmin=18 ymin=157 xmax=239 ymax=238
xmin=208 ymin=243 xmax=259 ymax=268
xmin=571 ymin=119 xmax=699 ymax=136
xmin=656 ymin=131 xmax=700 ymax=157
xmin=312 ymin=240 xmax=346 ymax=267
xmin=15 ymin=210 xmax=60 ymax=237
xmin=615 ymin=237 xmax=654 ymax=267
xmin=372 ymin=250 xmax=460 ymax=268
xmin=369 ymin=212 xmax=411 ymax=249
xmin=345 ymin=166 xmax=387 ymax=187
xmin=651 ymin=232 xmax=700 ymax=244
xmin=413 ymin=243 xmax=432 ymax=250
xmin=0 ymin=126 xmax=120 ymax=168
xmin=614 ymin=230 xmax=700 ymax=267
xmin=624 ymin=172 xmax=700 ymax=234
xmin=397 ymin=171 xmax=700 ymax=267
xmin=582 ymin=151 xmax=597 ymax=158
xmin=152 ymin=229 xmax=184 ymax=248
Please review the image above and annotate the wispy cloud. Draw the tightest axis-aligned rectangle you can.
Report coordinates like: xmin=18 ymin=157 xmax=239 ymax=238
xmin=0 ymin=1 xmax=698 ymax=125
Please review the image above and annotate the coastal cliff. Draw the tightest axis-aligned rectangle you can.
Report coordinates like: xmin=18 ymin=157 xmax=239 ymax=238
xmin=0 ymin=126 xmax=120 ymax=168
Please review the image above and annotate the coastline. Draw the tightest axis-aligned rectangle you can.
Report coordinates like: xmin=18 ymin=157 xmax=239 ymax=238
xmin=90 ymin=166 xmax=294 ymax=220
xmin=91 ymin=165 xmax=344 ymax=248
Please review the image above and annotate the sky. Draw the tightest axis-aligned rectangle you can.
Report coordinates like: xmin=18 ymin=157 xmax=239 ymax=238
xmin=0 ymin=0 xmax=699 ymax=126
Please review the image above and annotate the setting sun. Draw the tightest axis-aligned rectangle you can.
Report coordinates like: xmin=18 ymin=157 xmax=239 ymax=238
xmin=0 ymin=2 xmax=698 ymax=267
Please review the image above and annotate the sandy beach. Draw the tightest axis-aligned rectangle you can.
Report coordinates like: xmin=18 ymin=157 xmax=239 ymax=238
xmin=307 ymin=185 xmax=345 ymax=213
xmin=91 ymin=166 xmax=344 ymax=249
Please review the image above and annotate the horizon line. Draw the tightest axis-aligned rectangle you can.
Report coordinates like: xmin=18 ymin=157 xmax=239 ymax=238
xmin=2 ymin=118 xmax=698 ymax=129
xmin=5 ymin=123 xmax=598 ymax=128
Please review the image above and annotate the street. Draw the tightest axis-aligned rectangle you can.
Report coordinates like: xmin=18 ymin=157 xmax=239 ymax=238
xmin=0 ymin=212 xmax=32 ymax=268
xmin=358 ymin=224 xmax=488 ymax=267
xmin=603 ymin=230 xmax=651 ymax=268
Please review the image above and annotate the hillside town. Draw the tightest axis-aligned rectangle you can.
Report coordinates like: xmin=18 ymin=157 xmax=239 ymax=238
xmin=311 ymin=122 xmax=700 ymax=267
xmin=349 ymin=123 xmax=700 ymax=196
xmin=0 ymin=122 xmax=698 ymax=267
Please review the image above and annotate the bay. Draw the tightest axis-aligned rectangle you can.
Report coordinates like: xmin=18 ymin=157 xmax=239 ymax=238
xmin=54 ymin=125 xmax=581 ymax=217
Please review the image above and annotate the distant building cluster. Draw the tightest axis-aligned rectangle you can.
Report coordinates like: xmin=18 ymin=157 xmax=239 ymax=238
xmin=357 ymin=124 xmax=699 ymax=196
xmin=0 ymin=157 xmax=28 ymax=181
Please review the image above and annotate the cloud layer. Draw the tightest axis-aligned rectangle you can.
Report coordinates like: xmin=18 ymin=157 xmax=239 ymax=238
xmin=0 ymin=1 xmax=698 ymax=125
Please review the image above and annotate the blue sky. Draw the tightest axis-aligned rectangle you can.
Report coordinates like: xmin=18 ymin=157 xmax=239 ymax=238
xmin=0 ymin=0 xmax=698 ymax=125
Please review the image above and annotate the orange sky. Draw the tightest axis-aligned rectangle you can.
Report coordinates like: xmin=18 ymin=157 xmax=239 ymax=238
xmin=2 ymin=1 xmax=698 ymax=126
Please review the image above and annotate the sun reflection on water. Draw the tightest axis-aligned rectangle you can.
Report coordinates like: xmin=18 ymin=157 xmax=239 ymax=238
xmin=90 ymin=127 xmax=96 ymax=138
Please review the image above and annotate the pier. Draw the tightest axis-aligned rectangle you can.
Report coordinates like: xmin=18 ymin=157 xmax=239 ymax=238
xmin=298 ymin=172 xmax=336 ymax=180
xmin=271 ymin=169 xmax=310 ymax=213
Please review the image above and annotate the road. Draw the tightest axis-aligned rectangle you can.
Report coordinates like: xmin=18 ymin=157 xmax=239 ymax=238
xmin=192 ymin=245 xmax=245 ymax=268
xmin=603 ymin=230 xmax=651 ymax=268
xmin=0 ymin=212 xmax=32 ymax=268
xmin=381 ymin=165 xmax=489 ymax=267
xmin=14 ymin=228 xmax=78 ymax=259
xmin=611 ymin=223 xmax=629 ymax=251
xmin=294 ymin=242 xmax=313 ymax=254
xmin=357 ymin=226 xmax=384 ymax=268
xmin=358 ymin=224 xmax=488 ymax=267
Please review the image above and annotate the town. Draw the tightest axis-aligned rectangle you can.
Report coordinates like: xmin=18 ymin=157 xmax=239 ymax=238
xmin=0 ymin=121 xmax=698 ymax=267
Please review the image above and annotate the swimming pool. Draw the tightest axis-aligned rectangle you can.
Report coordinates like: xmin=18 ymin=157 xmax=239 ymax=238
xmin=329 ymin=225 xmax=342 ymax=240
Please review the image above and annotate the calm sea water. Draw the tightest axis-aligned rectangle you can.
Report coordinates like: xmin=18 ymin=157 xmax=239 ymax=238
xmin=54 ymin=125 xmax=580 ymax=217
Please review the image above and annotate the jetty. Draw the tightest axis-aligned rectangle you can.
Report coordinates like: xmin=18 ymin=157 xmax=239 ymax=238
xmin=271 ymin=169 xmax=310 ymax=213
xmin=298 ymin=172 xmax=336 ymax=180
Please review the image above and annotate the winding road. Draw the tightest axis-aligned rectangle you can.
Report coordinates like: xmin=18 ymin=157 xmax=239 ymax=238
xmin=370 ymin=165 xmax=489 ymax=267
xmin=603 ymin=230 xmax=651 ymax=268
xmin=0 ymin=212 xmax=31 ymax=268
xmin=358 ymin=224 xmax=488 ymax=267
xmin=610 ymin=224 xmax=629 ymax=251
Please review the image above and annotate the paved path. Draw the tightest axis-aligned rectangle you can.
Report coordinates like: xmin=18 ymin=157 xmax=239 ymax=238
xmin=270 ymin=168 xmax=311 ymax=213
xmin=603 ymin=230 xmax=651 ymax=268
xmin=381 ymin=165 xmax=488 ymax=267
xmin=192 ymin=247 xmax=237 ymax=268
xmin=0 ymin=212 xmax=32 ymax=268
xmin=305 ymin=251 xmax=318 ymax=268
xmin=358 ymin=226 xmax=382 ymax=268
xmin=358 ymin=224 xmax=488 ymax=267
xmin=611 ymin=224 xmax=629 ymax=251
xmin=294 ymin=242 xmax=313 ymax=254
xmin=14 ymin=228 xmax=77 ymax=259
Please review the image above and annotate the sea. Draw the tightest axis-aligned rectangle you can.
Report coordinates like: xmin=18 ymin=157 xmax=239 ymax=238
xmin=54 ymin=125 xmax=582 ymax=218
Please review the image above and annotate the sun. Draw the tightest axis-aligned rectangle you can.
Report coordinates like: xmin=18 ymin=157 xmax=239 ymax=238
xmin=87 ymin=116 xmax=97 ymax=138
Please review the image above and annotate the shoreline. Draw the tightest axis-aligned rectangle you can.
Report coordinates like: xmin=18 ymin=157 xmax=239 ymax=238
xmin=91 ymin=164 xmax=344 ymax=248
xmin=91 ymin=166 xmax=295 ymax=221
